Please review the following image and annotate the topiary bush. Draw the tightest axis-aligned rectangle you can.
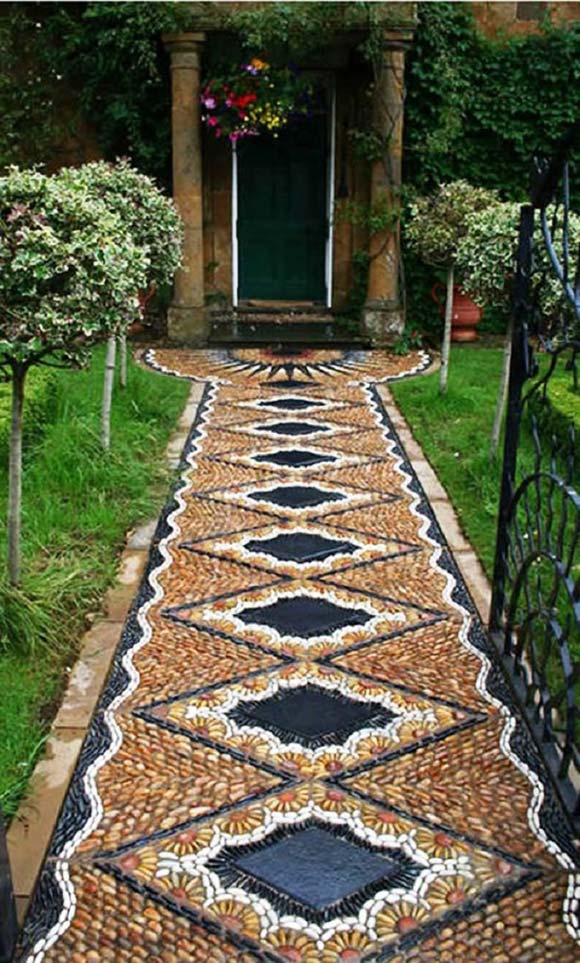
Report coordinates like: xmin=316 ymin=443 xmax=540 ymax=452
xmin=0 ymin=166 xmax=149 ymax=583
xmin=56 ymin=159 xmax=183 ymax=447
xmin=406 ymin=180 xmax=499 ymax=391
xmin=456 ymin=202 xmax=580 ymax=324
xmin=57 ymin=159 xmax=183 ymax=291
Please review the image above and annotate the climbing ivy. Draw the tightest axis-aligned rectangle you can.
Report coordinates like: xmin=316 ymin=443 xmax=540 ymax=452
xmin=405 ymin=3 xmax=580 ymax=199
xmin=0 ymin=2 xmax=188 ymax=187
xmin=403 ymin=2 xmax=580 ymax=339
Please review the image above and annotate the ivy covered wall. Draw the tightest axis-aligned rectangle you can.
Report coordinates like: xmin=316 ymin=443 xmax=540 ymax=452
xmin=402 ymin=1 xmax=579 ymax=338
xmin=1 ymin=2 xmax=578 ymax=334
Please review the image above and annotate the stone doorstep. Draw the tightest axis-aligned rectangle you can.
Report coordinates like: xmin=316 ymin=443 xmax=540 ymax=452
xmin=377 ymin=384 xmax=492 ymax=625
xmin=6 ymin=382 xmax=203 ymax=919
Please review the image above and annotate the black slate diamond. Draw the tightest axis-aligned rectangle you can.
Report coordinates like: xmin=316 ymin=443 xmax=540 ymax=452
xmin=229 ymin=683 xmax=395 ymax=748
xmin=258 ymin=398 xmax=325 ymax=411
xmin=254 ymin=421 xmax=330 ymax=436
xmin=209 ymin=821 xmax=421 ymax=923
xmin=248 ymin=485 xmax=345 ymax=510
xmin=244 ymin=532 xmax=357 ymax=563
xmin=253 ymin=450 xmax=337 ymax=468
xmin=237 ymin=595 xmax=371 ymax=638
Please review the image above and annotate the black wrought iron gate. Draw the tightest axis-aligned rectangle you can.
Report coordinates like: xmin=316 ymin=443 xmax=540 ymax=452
xmin=490 ymin=127 xmax=580 ymax=830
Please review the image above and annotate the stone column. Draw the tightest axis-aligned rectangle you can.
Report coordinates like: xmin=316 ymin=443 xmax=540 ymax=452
xmin=163 ymin=32 xmax=207 ymax=344
xmin=362 ymin=33 xmax=410 ymax=345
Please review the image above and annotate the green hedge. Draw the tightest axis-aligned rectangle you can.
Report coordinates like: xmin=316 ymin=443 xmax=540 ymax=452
xmin=0 ymin=369 xmax=58 ymax=464
xmin=530 ymin=371 xmax=580 ymax=461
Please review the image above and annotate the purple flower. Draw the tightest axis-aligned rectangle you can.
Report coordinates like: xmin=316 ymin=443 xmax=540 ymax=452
xmin=201 ymin=95 xmax=216 ymax=109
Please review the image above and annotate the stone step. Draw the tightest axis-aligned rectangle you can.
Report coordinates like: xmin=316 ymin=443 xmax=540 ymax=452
xmin=209 ymin=319 xmax=368 ymax=347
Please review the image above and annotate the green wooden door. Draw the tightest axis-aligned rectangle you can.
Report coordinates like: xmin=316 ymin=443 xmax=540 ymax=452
xmin=237 ymin=119 xmax=328 ymax=301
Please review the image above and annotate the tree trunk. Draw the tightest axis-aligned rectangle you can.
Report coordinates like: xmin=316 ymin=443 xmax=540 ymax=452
xmin=101 ymin=336 xmax=117 ymax=451
xmin=8 ymin=367 xmax=26 ymax=586
xmin=490 ymin=316 xmax=514 ymax=459
xmin=439 ymin=265 xmax=454 ymax=394
xmin=119 ymin=334 xmax=127 ymax=388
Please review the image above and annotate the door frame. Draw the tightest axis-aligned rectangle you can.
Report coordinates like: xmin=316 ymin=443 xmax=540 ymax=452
xmin=231 ymin=78 xmax=336 ymax=309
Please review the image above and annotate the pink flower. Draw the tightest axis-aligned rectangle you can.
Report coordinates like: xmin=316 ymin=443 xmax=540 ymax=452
xmin=207 ymin=116 xmax=219 ymax=127
xmin=202 ymin=96 xmax=216 ymax=109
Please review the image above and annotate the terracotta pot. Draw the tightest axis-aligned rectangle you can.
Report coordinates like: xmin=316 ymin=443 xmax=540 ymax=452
xmin=431 ymin=283 xmax=482 ymax=342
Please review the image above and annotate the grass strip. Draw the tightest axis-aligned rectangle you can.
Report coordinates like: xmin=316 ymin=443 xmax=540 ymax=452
xmin=0 ymin=345 xmax=189 ymax=818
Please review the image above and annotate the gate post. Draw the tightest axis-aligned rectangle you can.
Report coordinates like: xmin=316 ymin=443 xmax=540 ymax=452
xmin=489 ymin=204 xmax=535 ymax=634
xmin=0 ymin=809 xmax=17 ymax=963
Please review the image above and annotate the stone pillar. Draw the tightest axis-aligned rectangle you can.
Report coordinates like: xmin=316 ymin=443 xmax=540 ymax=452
xmin=362 ymin=34 xmax=410 ymax=346
xmin=164 ymin=33 xmax=208 ymax=344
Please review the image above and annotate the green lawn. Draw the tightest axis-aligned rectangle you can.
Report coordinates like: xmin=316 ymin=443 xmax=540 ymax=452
xmin=392 ymin=344 xmax=580 ymax=695
xmin=392 ymin=346 xmax=507 ymax=576
xmin=0 ymin=346 xmax=189 ymax=818
xmin=391 ymin=345 xmax=580 ymax=577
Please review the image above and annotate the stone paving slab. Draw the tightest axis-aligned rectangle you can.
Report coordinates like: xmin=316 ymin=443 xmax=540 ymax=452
xmin=15 ymin=347 xmax=579 ymax=962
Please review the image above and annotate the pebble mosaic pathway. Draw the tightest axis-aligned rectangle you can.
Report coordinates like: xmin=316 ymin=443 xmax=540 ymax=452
xmin=18 ymin=348 xmax=579 ymax=962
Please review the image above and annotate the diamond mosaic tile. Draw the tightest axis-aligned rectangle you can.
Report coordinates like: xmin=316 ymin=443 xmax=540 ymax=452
xmin=239 ymin=594 xmax=372 ymax=636
xmin=163 ymin=581 xmax=447 ymax=659
xmin=180 ymin=518 xmax=420 ymax=580
xmin=203 ymin=478 xmax=399 ymax=522
xmin=101 ymin=783 xmax=536 ymax=962
xmin=140 ymin=661 xmax=481 ymax=779
xmin=214 ymin=823 xmax=422 ymax=920
xmin=228 ymin=684 xmax=395 ymax=745
xmin=211 ymin=444 xmax=381 ymax=476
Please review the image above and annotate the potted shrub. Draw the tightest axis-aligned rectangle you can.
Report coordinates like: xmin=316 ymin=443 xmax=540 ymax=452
xmin=456 ymin=200 xmax=580 ymax=455
xmin=406 ymin=181 xmax=498 ymax=392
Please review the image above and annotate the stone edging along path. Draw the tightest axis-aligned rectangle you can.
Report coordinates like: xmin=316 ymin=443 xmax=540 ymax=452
xmin=12 ymin=347 xmax=580 ymax=962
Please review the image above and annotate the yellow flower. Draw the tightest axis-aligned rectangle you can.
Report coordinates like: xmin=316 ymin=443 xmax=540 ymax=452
xmin=413 ymin=828 xmax=470 ymax=860
xmin=322 ymin=930 xmax=373 ymax=962
xmin=314 ymin=748 xmax=356 ymax=778
xmin=313 ymin=782 xmax=358 ymax=815
xmin=230 ymin=731 xmax=269 ymax=759
xmin=159 ymin=871 xmax=206 ymax=904
xmin=374 ymin=901 xmax=430 ymax=940
xmin=267 ymin=785 xmax=310 ymax=813
xmin=210 ymin=897 xmax=262 ymax=940
xmin=166 ymin=824 xmax=215 ymax=857
xmin=358 ymin=807 xmax=411 ymax=838
xmin=424 ymin=874 xmax=477 ymax=911
xmin=277 ymin=749 xmax=312 ymax=777
xmin=355 ymin=732 xmax=393 ymax=760
xmin=218 ymin=805 xmax=264 ymax=836
xmin=184 ymin=714 xmax=228 ymax=743
xmin=117 ymin=845 xmax=158 ymax=882
xmin=268 ymin=928 xmax=319 ymax=962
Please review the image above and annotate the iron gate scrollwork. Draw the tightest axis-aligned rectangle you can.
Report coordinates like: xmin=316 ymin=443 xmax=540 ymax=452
xmin=490 ymin=126 xmax=580 ymax=829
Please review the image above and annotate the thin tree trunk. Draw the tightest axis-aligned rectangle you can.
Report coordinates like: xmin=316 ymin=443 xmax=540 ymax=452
xmin=439 ymin=264 xmax=454 ymax=394
xmin=101 ymin=336 xmax=117 ymax=451
xmin=8 ymin=367 xmax=25 ymax=586
xmin=119 ymin=334 xmax=127 ymax=388
xmin=490 ymin=316 xmax=514 ymax=459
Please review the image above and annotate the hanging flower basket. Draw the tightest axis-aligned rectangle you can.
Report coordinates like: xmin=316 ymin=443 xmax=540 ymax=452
xmin=201 ymin=59 xmax=317 ymax=143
